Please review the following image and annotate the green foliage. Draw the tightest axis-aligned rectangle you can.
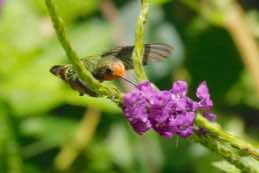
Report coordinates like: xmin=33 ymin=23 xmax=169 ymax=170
xmin=1 ymin=0 xmax=259 ymax=173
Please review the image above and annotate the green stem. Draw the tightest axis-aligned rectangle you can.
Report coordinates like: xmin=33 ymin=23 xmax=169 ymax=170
xmin=193 ymin=134 xmax=259 ymax=173
xmin=195 ymin=114 xmax=259 ymax=161
xmin=44 ymin=0 xmax=122 ymax=103
xmin=132 ymin=0 xmax=149 ymax=81
xmin=194 ymin=114 xmax=259 ymax=172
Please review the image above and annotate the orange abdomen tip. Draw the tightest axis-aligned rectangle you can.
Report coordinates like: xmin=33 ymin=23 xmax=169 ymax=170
xmin=102 ymin=62 xmax=126 ymax=81
xmin=113 ymin=62 xmax=125 ymax=77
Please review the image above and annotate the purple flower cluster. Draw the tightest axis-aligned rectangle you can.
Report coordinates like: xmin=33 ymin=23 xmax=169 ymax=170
xmin=123 ymin=81 xmax=215 ymax=138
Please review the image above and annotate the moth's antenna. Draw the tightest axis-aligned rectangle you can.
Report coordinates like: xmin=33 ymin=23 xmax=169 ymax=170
xmin=119 ymin=76 xmax=137 ymax=87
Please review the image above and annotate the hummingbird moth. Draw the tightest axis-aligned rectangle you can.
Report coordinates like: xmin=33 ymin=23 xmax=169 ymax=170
xmin=50 ymin=43 xmax=173 ymax=96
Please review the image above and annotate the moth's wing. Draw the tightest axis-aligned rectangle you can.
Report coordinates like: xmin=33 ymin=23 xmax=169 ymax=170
xmin=101 ymin=46 xmax=133 ymax=69
xmin=101 ymin=43 xmax=173 ymax=70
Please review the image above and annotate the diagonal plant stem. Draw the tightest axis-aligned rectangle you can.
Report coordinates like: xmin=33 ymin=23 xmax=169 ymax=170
xmin=194 ymin=114 xmax=259 ymax=172
xmin=193 ymin=132 xmax=258 ymax=173
xmin=223 ymin=3 xmax=259 ymax=98
xmin=44 ymin=0 xmax=122 ymax=103
xmin=195 ymin=114 xmax=259 ymax=161
xmin=132 ymin=0 xmax=149 ymax=82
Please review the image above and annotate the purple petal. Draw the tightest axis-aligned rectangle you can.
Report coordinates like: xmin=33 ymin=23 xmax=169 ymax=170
xmin=170 ymin=112 xmax=195 ymax=138
xmin=186 ymin=98 xmax=199 ymax=112
xmin=149 ymin=91 xmax=171 ymax=122
xmin=196 ymin=81 xmax=213 ymax=110
xmin=123 ymin=90 xmax=151 ymax=134
xmin=195 ymin=81 xmax=216 ymax=121
xmin=129 ymin=118 xmax=152 ymax=135
xmin=199 ymin=98 xmax=213 ymax=110
xmin=203 ymin=112 xmax=216 ymax=122
xmin=196 ymin=81 xmax=209 ymax=99
xmin=171 ymin=80 xmax=188 ymax=96
xmin=122 ymin=80 xmax=215 ymax=138
xmin=137 ymin=81 xmax=156 ymax=92
xmin=177 ymin=126 xmax=193 ymax=138
xmin=152 ymin=120 xmax=175 ymax=138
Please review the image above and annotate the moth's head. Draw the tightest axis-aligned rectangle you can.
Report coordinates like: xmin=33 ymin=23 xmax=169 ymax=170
xmin=50 ymin=65 xmax=67 ymax=80
xmin=94 ymin=59 xmax=125 ymax=81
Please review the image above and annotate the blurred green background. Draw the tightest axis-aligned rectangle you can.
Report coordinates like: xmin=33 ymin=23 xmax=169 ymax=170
xmin=1 ymin=0 xmax=259 ymax=173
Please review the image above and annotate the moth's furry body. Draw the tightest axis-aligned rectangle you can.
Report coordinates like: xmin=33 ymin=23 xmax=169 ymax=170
xmin=50 ymin=43 xmax=173 ymax=96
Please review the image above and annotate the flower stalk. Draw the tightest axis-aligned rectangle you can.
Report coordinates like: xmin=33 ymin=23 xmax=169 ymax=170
xmin=195 ymin=114 xmax=259 ymax=161
xmin=132 ymin=0 xmax=149 ymax=81
xmin=193 ymin=131 xmax=258 ymax=173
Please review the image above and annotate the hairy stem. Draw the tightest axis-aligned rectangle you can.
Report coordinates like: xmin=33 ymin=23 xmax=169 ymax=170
xmin=195 ymin=114 xmax=259 ymax=160
xmin=44 ymin=0 xmax=122 ymax=102
xmin=132 ymin=0 xmax=149 ymax=81
xmin=193 ymin=133 xmax=259 ymax=173
xmin=194 ymin=114 xmax=259 ymax=172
